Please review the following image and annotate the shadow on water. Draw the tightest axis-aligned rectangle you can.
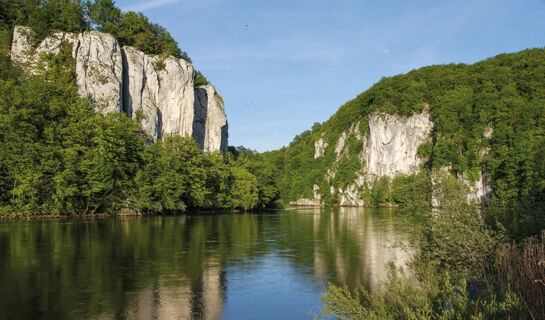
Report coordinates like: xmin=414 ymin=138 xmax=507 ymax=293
xmin=0 ymin=207 xmax=418 ymax=320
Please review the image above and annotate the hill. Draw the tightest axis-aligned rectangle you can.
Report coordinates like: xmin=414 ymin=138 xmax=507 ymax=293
xmin=255 ymin=48 xmax=545 ymax=208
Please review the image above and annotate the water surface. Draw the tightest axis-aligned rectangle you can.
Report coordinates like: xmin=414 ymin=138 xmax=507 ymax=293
xmin=0 ymin=207 xmax=415 ymax=320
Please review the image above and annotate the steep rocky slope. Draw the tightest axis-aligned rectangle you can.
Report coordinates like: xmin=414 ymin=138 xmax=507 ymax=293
xmin=10 ymin=26 xmax=228 ymax=152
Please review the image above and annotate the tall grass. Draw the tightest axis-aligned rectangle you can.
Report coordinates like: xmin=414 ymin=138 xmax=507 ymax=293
xmin=497 ymin=230 xmax=545 ymax=318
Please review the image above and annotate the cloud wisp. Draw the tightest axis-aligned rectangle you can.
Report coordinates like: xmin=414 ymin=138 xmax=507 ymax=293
xmin=121 ymin=0 xmax=181 ymax=12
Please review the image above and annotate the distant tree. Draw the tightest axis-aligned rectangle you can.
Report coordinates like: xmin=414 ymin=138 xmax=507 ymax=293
xmin=229 ymin=166 xmax=258 ymax=211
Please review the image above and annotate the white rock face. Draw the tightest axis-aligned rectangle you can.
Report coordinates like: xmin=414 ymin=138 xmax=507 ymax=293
xmin=10 ymin=26 xmax=34 ymax=65
xmin=364 ymin=112 xmax=433 ymax=179
xmin=11 ymin=26 xmax=228 ymax=151
xmin=156 ymin=57 xmax=195 ymax=138
xmin=11 ymin=26 xmax=123 ymax=114
xmin=122 ymin=46 xmax=198 ymax=141
xmin=313 ymin=184 xmax=322 ymax=201
xmin=339 ymin=184 xmax=365 ymax=207
xmin=314 ymin=138 xmax=328 ymax=158
xmin=335 ymin=131 xmax=349 ymax=160
xmin=11 ymin=26 xmax=78 ymax=71
xmin=298 ymin=110 xmax=493 ymax=207
xmin=193 ymin=85 xmax=228 ymax=152
xmin=289 ymin=198 xmax=322 ymax=206
xmin=75 ymin=31 xmax=123 ymax=114
xmin=122 ymin=46 xmax=161 ymax=140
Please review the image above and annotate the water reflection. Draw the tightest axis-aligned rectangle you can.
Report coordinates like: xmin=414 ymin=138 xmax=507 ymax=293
xmin=0 ymin=208 xmax=416 ymax=320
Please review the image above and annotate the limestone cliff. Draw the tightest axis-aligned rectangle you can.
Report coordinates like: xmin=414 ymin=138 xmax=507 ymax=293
xmin=364 ymin=112 xmax=433 ymax=180
xmin=10 ymin=26 xmax=228 ymax=151
xmin=193 ymin=85 xmax=228 ymax=152
xmin=307 ymin=110 xmax=492 ymax=207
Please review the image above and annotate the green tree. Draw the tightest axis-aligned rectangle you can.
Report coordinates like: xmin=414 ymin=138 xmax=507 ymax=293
xmin=229 ymin=166 xmax=259 ymax=211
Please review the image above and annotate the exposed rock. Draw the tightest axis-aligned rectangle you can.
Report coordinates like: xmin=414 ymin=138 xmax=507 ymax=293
xmin=313 ymin=184 xmax=322 ymax=201
xmin=11 ymin=26 xmax=77 ymax=71
xmin=314 ymin=138 xmax=328 ymax=158
xmin=121 ymin=46 xmax=161 ymax=141
xmin=11 ymin=26 xmax=123 ymax=114
xmin=431 ymin=166 xmax=493 ymax=207
xmin=334 ymin=131 xmax=347 ymax=158
xmin=289 ymin=198 xmax=322 ymax=206
xmin=323 ymin=110 xmax=492 ymax=206
xmin=193 ymin=85 xmax=228 ymax=152
xmin=122 ymin=46 xmax=198 ymax=142
xmin=155 ymin=56 xmax=195 ymax=138
xmin=458 ymin=171 xmax=493 ymax=205
xmin=75 ymin=31 xmax=123 ymax=114
xmin=364 ymin=112 xmax=433 ymax=180
xmin=292 ymin=185 xmax=323 ymax=206
xmin=10 ymin=26 xmax=34 ymax=65
xmin=430 ymin=166 xmax=451 ymax=208
xmin=10 ymin=26 xmax=228 ymax=151
xmin=338 ymin=184 xmax=365 ymax=207
xmin=483 ymin=127 xmax=494 ymax=139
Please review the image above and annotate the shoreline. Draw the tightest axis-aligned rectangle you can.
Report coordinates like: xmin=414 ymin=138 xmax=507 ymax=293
xmin=0 ymin=205 xmax=406 ymax=221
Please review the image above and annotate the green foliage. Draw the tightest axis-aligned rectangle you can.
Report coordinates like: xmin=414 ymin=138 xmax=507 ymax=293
xmin=194 ymin=70 xmax=210 ymax=86
xmin=390 ymin=171 xmax=431 ymax=208
xmin=370 ymin=176 xmax=390 ymax=205
xmin=417 ymin=141 xmax=433 ymax=159
xmin=229 ymin=165 xmax=259 ymax=211
xmin=0 ymin=0 xmax=193 ymax=61
xmin=260 ymin=48 xmax=545 ymax=207
xmin=317 ymin=178 xmax=540 ymax=319
xmin=318 ymin=265 xmax=522 ymax=320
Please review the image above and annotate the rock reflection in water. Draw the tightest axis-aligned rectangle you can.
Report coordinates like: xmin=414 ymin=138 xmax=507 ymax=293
xmin=0 ymin=208 xmax=416 ymax=320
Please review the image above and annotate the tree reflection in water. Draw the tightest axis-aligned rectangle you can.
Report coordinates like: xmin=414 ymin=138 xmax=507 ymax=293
xmin=0 ymin=208 xmax=416 ymax=319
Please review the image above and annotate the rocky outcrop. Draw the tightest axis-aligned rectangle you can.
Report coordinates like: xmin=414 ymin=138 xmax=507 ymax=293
xmin=289 ymin=185 xmax=323 ymax=207
xmin=122 ymin=45 xmax=196 ymax=141
xmin=11 ymin=26 xmax=123 ymax=115
xmin=295 ymin=109 xmax=493 ymax=207
xmin=193 ymin=85 xmax=228 ymax=152
xmin=75 ymin=31 xmax=123 ymax=114
xmin=329 ymin=112 xmax=433 ymax=207
xmin=364 ymin=112 xmax=433 ymax=179
xmin=461 ymin=171 xmax=493 ymax=205
xmin=338 ymin=184 xmax=365 ymax=207
xmin=11 ymin=26 xmax=77 ymax=69
xmin=289 ymin=198 xmax=322 ymax=206
xmin=10 ymin=26 xmax=228 ymax=151
xmin=314 ymin=138 xmax=327 ymax=158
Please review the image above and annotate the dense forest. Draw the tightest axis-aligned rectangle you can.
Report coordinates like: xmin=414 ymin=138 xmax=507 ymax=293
xmin=259 ymin=48 xmax=545 ymax=208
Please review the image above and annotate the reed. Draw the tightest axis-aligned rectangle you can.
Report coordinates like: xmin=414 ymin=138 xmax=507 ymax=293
xmin=497 ymin=230 xmax=545 ymax=319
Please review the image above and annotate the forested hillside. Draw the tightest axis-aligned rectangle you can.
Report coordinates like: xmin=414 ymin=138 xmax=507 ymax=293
xmin=256 ymin=48 xmax=545 ymax=208
xmin=0 ymin=0 xmax=263 ymax=215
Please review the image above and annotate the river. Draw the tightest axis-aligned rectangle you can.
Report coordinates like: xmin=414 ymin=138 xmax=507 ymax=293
xmin=0 ymin=207 xmax=416 ymax=320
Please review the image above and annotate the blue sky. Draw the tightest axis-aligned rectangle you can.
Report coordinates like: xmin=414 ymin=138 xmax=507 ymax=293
xmin=114 ymin=0 xmax=545 ymax=152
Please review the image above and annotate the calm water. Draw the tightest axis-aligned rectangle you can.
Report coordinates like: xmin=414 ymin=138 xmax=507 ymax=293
xmin=0 ymin=207 xmax=416 ymax=320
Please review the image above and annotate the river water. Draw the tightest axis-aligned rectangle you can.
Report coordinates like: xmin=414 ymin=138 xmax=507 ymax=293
xmin=0 ymin=207 xmax=416 ymax=320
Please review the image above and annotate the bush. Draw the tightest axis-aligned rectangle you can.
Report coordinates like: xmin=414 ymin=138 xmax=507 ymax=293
xmin=317 ymin=264 xmax=522 ymax=320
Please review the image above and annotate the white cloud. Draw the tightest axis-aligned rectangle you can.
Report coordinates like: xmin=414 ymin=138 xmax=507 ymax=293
xmin=121 ymin=0 xmax=181 ymax=12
